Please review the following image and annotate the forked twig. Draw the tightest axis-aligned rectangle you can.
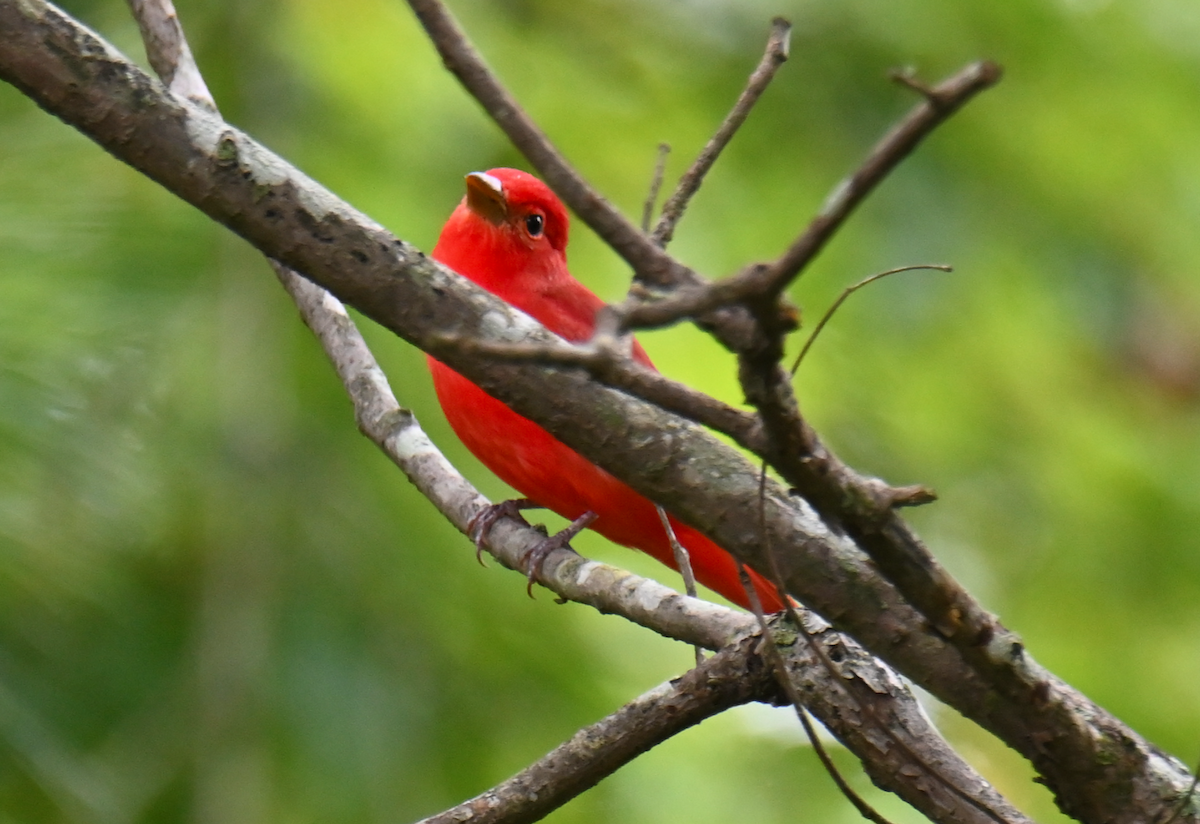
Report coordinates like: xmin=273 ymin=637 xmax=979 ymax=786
xmin=790 ymin=264 xmax=953 ymax=374
xmin=651 ymin=17 xmax=791 ymax=248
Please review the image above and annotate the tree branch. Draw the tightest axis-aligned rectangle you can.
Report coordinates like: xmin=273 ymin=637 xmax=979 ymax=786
xmin=758 ymin=60 xmax=1002 ymax=297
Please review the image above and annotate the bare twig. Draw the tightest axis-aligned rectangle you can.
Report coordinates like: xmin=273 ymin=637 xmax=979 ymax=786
xmin=656 ymin=505 xmax=702 ymax=667
xmin=790 ymin=264 xmax=952 ymax=374
xmin=744 ymin=470 xmax=896 ymax=824
xmin=651 ymin=17 xmax=791 ymax=248
xmin=641 ymin=143 xmax=670 ymax=234
xmin=737 ymin=562 xmax=896 ymax=824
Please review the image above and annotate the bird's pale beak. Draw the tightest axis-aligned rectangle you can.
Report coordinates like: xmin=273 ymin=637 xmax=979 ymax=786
xmin=464 ymin=172 xmax=508 ymax=225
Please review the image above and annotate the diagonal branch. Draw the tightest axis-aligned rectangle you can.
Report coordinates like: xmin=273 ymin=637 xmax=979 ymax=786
xmin=416 ymin=637 xmax=776 ymax=824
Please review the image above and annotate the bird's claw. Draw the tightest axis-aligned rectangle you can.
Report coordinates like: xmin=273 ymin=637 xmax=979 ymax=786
xmin=468 ymin=498 xmax=541 ymax=564
xmin=520 ymin=511 xmax=598 ymax=597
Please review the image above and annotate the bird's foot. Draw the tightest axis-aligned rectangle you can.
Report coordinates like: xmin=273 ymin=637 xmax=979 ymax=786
xmin=519 ymin=511 xmax=598 ymax=597
xmin=468 ymin=498 xmax=543 ymax=564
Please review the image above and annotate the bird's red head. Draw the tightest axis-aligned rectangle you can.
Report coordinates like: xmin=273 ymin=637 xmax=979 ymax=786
xmin=432 ymin=168 xmax=571 ymax=299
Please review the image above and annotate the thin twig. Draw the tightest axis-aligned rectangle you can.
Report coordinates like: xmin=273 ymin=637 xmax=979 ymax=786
xmin=790 ymin=264 xmax=952 ymax=374
xmin=641 ymin=143 xmax=670 ymax=234
xmin=652 ymin=17 xmax=791 ymax=248
xmin=743 ymin=464 xmax=896 ymax=824
xmin=656 ymin=504 xmax=702 ymax=667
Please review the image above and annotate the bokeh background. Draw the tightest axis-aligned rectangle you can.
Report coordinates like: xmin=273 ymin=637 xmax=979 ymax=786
xmin=3 ymin=0 xmax=1200 ymax=821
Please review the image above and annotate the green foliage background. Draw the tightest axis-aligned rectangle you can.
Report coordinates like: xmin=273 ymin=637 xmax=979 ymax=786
xmin=2 ymin=1 xmax=1199 ymax=822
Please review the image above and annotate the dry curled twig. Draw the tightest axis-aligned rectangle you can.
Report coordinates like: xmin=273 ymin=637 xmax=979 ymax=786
xmin=790 ymin=263 xmax=953 ymax=374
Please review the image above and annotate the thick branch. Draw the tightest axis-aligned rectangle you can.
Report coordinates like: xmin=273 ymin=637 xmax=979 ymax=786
xmin=0 ymin=5 xmax=1192 ymax=821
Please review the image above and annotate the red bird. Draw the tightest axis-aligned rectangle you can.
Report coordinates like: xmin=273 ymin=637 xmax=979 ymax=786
xmin=428 ymin=168 xmax=783 ymax=612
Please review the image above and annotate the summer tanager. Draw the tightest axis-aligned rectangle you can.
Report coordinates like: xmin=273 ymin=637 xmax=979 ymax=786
xmin=428 ymin=168 xmax=783 ymax=612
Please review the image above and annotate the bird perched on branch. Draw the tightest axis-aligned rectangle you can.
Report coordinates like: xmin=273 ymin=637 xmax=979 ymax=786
xmin=428 ymin=167 xmax=783 ymax=612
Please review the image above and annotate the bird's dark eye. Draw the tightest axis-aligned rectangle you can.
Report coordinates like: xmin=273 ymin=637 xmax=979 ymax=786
xmin=524 ymin=213 xmax=544 ymax=237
